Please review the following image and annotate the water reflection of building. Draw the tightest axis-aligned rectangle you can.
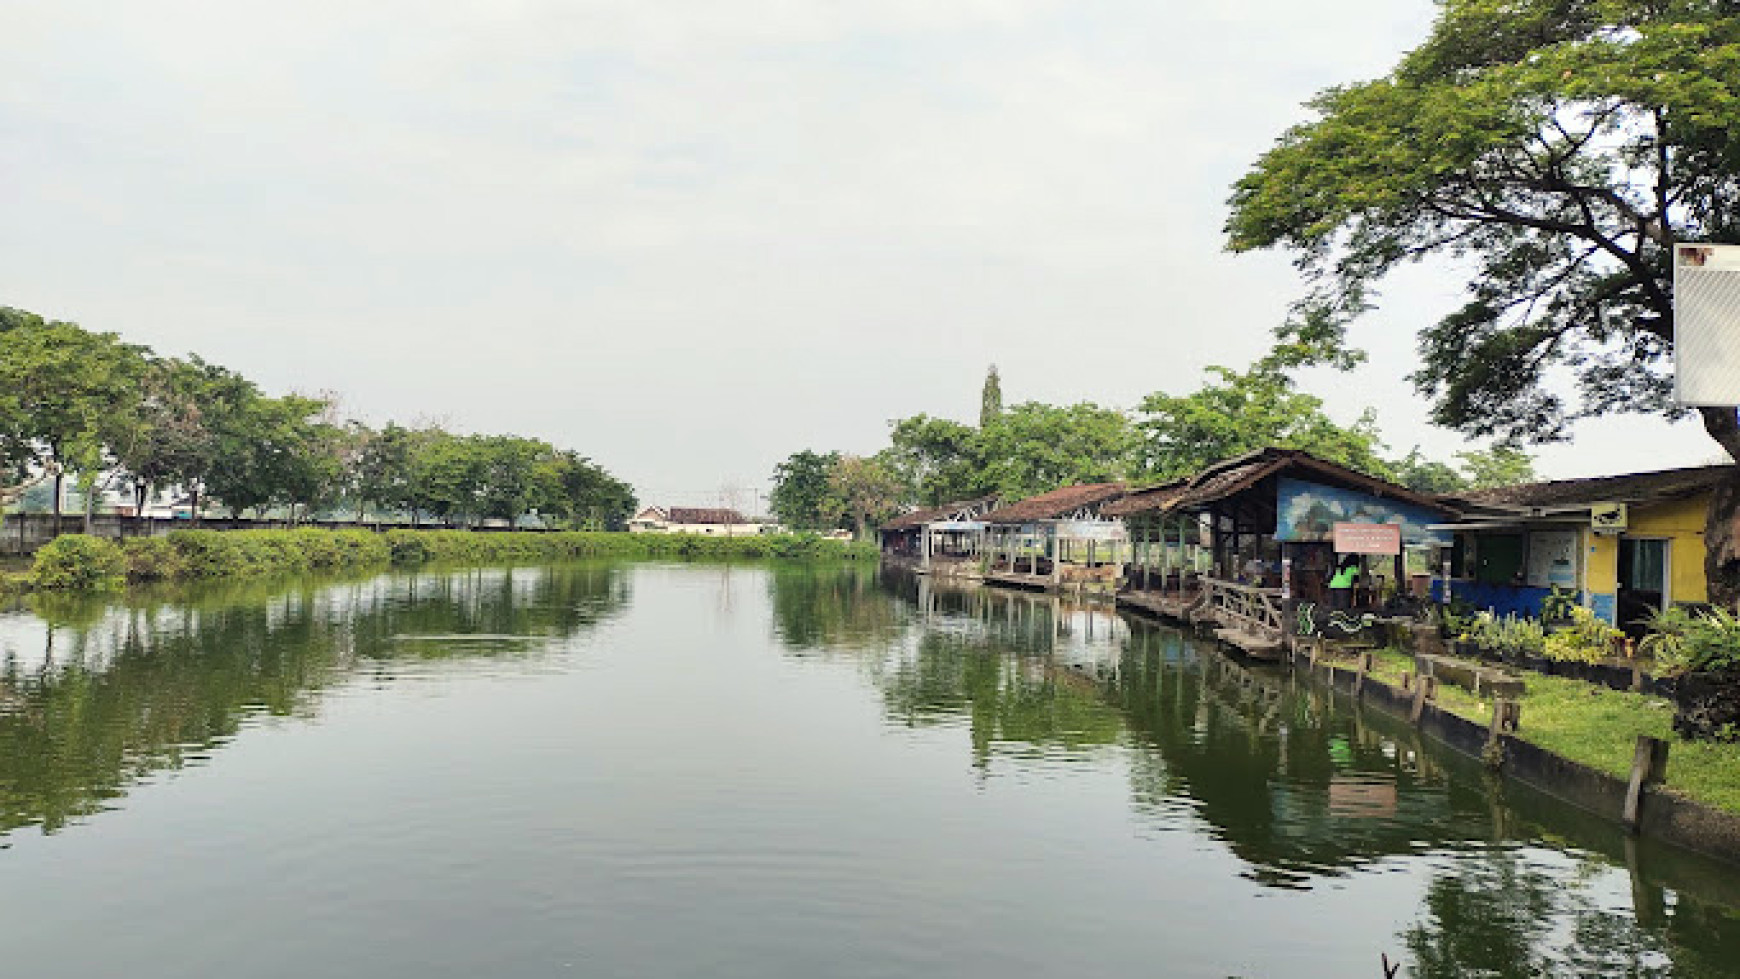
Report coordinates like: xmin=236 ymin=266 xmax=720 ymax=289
xmin=864 ymin=572 xmax=1740 ymax=976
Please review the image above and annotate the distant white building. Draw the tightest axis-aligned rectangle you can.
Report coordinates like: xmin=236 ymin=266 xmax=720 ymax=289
xmin=627 ymin=506 xmax=770 ymax=535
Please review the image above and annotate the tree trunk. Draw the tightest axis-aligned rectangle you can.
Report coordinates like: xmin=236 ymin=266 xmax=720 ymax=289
xmin=51 ymin=470 xmax=62 ymax=540
xmin=1701 ymin=407 xmax=1740 ymax=609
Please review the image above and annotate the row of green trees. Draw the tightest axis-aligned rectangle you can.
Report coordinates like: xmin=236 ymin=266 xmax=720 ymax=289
xmin=0 ymin=307 xmax=636 ymax=528
xmin=769 ymin=360 xmax=1536 ymax=532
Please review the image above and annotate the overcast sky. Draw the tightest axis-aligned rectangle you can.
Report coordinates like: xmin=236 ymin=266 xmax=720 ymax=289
xmin=3 ymin=0 xmax=1722 ymax=507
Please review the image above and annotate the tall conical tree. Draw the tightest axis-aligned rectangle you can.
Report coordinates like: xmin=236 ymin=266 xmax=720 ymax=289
xmin=979 ymin=365 xmax=1002 ymax=429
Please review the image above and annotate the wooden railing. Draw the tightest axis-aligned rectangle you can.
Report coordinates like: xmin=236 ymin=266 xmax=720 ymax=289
xmin=1202 ymin=578 xmax=1285 ymax=639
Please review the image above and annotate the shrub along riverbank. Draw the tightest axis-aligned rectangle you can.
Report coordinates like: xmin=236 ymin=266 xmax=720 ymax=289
xmin=23 ymin=529 xmax=878 ymax=591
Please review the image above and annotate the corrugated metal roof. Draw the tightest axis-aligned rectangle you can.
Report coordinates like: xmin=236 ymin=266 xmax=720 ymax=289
xmin=880 ymin=495 xmax=1002 ymax=531
xmin=982 ymin=483 xmax=1127 ymax=524
xmin=1105 ymin=448 xmax=1455 ymax=517
xmin=1455 ymin=464 xmax=1733 ymax=508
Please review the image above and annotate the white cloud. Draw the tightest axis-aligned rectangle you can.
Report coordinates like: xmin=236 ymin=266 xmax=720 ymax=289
xmin=1 ymin=0 xmax=1711 ymax=504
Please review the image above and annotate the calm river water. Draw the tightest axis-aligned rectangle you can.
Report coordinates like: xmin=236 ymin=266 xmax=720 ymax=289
xmin=1 ymin=562 xmax=1738 ymax=978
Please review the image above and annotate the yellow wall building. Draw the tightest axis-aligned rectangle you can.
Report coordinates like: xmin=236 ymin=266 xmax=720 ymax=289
xmin=1446 ymin=466 xmax=1728 ymax=626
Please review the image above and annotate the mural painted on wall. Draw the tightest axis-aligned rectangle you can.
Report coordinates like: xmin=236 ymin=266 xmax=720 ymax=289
xmin=1293 ymin=602 xmax=1379 ymax=638
xmin=1275 ymin=478 xmax=1450 ymax=547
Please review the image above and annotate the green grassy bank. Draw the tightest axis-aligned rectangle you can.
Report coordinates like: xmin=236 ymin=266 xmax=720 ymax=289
xmin=1363 ymin=647 xmax=1740 ymax=816
xmin=25 ymin=529 xmax=877 ymax=591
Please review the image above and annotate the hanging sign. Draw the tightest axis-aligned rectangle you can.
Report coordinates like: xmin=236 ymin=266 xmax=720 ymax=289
xmin=1590 ymin=502 xmax=1628 ymax=535
xmin=1333 ymin=522 xmax=1402 ymax=556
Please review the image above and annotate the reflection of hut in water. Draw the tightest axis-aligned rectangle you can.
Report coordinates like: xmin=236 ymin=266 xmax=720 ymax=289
xmin=885 ymin=567 xmax=1128 ymax=662
xmin=1108 ymin=633 xmax=1480 ymax=888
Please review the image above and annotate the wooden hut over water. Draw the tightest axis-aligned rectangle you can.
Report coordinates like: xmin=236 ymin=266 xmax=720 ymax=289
xmin=877 ymin=495 xmax=1002 ymax=578
xmin=1107 ymin=449 xmax=1456 ymax=658
xmin=981 ymin=483 xmax=1129 ymax=593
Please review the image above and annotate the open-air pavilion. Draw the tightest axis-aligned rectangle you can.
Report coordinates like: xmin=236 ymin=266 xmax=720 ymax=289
xmin=980 ymin=483 xmax=1129 ymax=593
xmin=1109 ymin=449 xmax=1457 ymax=658
xmin=876 ymin=495 xmax=1002 ymax=578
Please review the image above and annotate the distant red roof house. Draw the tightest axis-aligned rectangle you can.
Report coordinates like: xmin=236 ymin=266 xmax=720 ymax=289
xmin=628 ymin=506 xmax=759 ymax=534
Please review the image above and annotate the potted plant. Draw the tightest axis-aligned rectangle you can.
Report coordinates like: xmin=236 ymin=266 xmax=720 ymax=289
xmin=1642 ymin=606 xmax=1740 ymax=741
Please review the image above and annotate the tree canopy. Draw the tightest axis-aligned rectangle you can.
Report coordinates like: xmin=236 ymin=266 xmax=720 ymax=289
xmin=769 ymin=449 xmax=843 ymax=530
xmin=1133 ymin=363 xmax=1391 ymax=481
xmin=0 ymin=306 xmax=637 ymax=528
xmin=1227 ymin=0 xmax=1740 ymax=459
xmin=980 ymin=364 xmax=1003 ymax=429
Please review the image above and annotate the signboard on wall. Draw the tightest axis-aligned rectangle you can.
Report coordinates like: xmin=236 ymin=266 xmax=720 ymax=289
xmin=1333 ymin=522 xmax=1402 ymax=555
xmin=1675 ymin=243 xmax=1740 ymax=407
xmin=1275 ymin=478 xmax=1449 ymax=546
xmin=1590 ymin=502 xmax=1628 ymax=535
xmin=1525 ymin=530 xmax=1580 ymax=588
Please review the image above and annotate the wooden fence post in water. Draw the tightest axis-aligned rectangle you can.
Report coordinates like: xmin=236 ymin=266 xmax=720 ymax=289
xmin=1409 ymin=675 xmax=1437 ymax=725
xmin=1622 ymin=735 xmax=1671 ymax=833
xmin=1354 ymin=651 xmax=1373 ymax=698
xmin=1485 ymin=699 xmax=1521 ymax=767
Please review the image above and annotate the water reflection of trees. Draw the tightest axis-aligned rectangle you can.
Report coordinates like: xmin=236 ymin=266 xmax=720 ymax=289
xmin=839 ymin=574 xmax=1740 ymax=978
xmin=1403 ymin=844 xmax=1740 ymax=979
xmin=769 ymin=568 xmax=1129 ymax=766
xmin=0 ymin=566 xmax=628 ymax=836
xmin=767 ymin=564 xmax=910 ymax=655
xmin=1110 ymin=630 xmax=1489 ymax=888
xmin=880 ymin=633 xmax=1126 ymax=767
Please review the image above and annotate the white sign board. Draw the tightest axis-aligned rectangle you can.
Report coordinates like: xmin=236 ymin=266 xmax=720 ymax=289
xmin=1675 ymin=243 xmax=1740 ymax=407
xmin=1526 ymin=530 xmax=1580 ymax=588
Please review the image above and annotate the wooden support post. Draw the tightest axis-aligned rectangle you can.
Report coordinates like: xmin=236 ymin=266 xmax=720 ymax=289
xmin=1354 ymin=651 xmax=1373 ymax=697
xmin=1622 ymin=735 xmax=1671 ymax=833
xmin=1409 ymin=675 xmax=1437 ymax=725
xmin=1486 ymin=699 xmax=1521 ymax=760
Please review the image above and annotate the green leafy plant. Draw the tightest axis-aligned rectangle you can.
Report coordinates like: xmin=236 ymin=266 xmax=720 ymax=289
xmin=30 ymin=534 xmax=126 ymax=590
xmin=1495 ymin=614 xmax=1546 ymax=658
xmin=1643 ymin=606 xmax=1740 ymax=676
xmin=1543 ymin=606 xmax=1623 ymax=664
xmin=1541 ymin=586 xmax=1578 ymax=623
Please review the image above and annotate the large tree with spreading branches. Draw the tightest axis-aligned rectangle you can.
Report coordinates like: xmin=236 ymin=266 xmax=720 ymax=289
xmin=1227 ymin=0 xmax=1740 ymax=601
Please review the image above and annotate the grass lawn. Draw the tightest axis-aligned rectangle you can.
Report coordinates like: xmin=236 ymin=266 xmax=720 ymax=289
xmin=1351 ymin=647 xmax=1740 ymax=816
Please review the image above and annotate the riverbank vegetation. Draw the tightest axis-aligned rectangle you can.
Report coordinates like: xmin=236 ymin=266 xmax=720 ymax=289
xmin=0 ymin=307 xmax=637 ymax=530
xmin=1365 ymin=647 xmax=1740 ymax=816
xmin=25 ymin=529 xmax=876 ymax=591
xmin=770 ymin=362 xmax=1535 ymax=530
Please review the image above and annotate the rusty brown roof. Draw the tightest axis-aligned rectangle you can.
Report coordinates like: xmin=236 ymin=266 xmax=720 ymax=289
xmin=1100 ymin=480 xmax=1190 ymax=518
xmin=666 ymin=507 xmax=749 ymax=525
xmin=982 ymin=483 xmax=1127 ymax=524
xmin=1106 ymin=448 xmax=1455 ymax=517
xmin=880 ymin=495 xmax=1002 ymax=531
xmin=1457 ymin=464 xmax=1733 ymax=508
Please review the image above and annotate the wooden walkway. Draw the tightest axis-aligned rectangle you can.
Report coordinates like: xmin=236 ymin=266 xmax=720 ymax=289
xmin=983 ymin=570 xmax=1055 ymax=591
xmin=1115 ymin=589 xmax=1204 ymax=622
xmin=1120 ymin=579 xmax=1287 ymax=661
